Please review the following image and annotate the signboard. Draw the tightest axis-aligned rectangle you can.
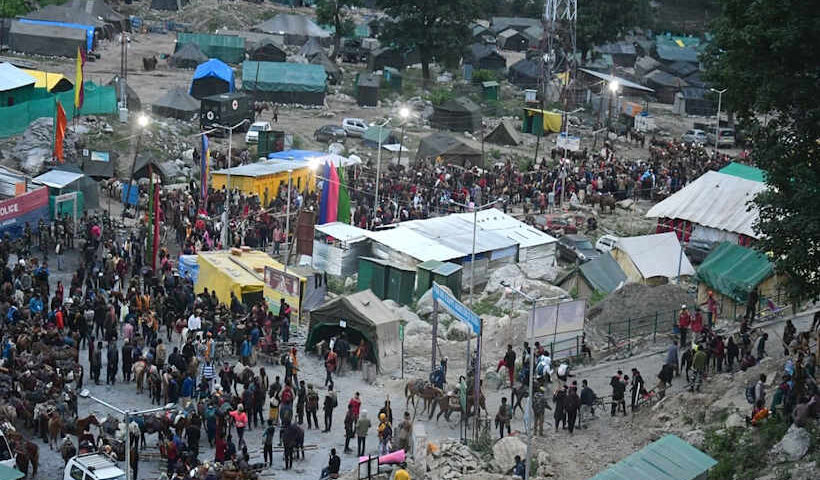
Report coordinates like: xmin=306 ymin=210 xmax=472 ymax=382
xmin=399 ymin=323 xmax=404 ymax=341
xmin=432 ymin=282 xmax=480 ymax=334
xmin=263 ymin=266 xmax=300 ymax=297
xmin=90 ymin=151 xmax=110 ymax=162
xmin=0 ymin=187 xmax=49 ymax=239
xmin=634 ymin=113 xmax=656 ymax=133
xmin=528 ymin=299 xmax=586 ymax=338
xmin=556 ymin=132 xmax=581 ymax=152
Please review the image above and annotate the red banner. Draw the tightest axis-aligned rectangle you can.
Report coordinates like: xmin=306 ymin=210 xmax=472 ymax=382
xmin=0 ymin=187 xmax=48 ymax=222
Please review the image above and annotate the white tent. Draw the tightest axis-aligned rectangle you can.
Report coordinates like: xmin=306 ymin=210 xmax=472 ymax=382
xmin=612 ymin=232 xmax=694 ymax=284
xmin=645 ymin=170 xmax=766 ymax=243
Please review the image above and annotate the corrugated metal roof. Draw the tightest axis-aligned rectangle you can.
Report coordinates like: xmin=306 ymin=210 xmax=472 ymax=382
xmin=579 ymin=253 xmax=627 ymax=293
xmin=589 ymin=435 xmax=716 ymax=480
xmin=0 ymin=63 xmax=36 ymax=91
xmin=212 ymin=159 xmax=306 ymax=178
xmin=645 ymin=170 xmax=766 ymax=238
xmin=315 ymin=222 xmax=369 ymax=243
xmin=454 ymin=208 xmax=556 ymax=249
xmin=33 ymin=169 xmax=84 ymax=189
xmin=579 ymin=68 xmax=655 ymax=93
xmin=401 ymin=215 xmax=518 ymax=257
xmin=366 ymin=227 xmax=464 ymax=263
xmin=615 ymin=232 xmax=695 ymax=279
xmin=656 ymin=43 xmax=699 ymax=63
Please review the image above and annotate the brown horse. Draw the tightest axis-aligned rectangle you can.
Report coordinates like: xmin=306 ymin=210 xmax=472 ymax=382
xmin=13 ymin=440 xmax=38 ymax=477
xmin=404 ymin=379 xmax=443 ymax=414
xmin=429 ymin=394 xmax=462 ymax=422
xmin=47 ymin=411 xmax=62 ymax=450
xmin=133 ymin=360 xmax=147 ymax=393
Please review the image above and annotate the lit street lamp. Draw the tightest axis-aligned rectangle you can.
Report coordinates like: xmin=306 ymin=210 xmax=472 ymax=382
xmin=79 ymin=389 xmax=175 ymax=480
xmin=123 ymin=113 xmax=150 ymax=219
xmin=607 ymin=80 xmax=620 ymax=127
xmin=211 ymin=119 xmax=249 ymax=248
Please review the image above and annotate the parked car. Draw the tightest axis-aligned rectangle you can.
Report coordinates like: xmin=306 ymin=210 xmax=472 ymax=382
xmin=342 ymin=118 xmax=368 ymax=137
xmin=65 ymin=454 xmax=126 ymax=480
xmin=557 ymin=234 xmax=600 ymax=263
xmin=314 ymin=124 xmax=347 ymax=143
xmin=245 ymin=121 xmax=271 ymax=144
xmin=707 ymin=128 xmax=736 ymax=148
xmin=533 ymin=214 xmax=578 ymax=236
xmin=681 ymin=129 xmax=708 ymax=144
xmin=595 ymin=234 xmax=619 ymax=253
xmin=685 ymin=239 xmax=715 ymax=265
xmin=0 ymin=430 xmax=15 ymax=468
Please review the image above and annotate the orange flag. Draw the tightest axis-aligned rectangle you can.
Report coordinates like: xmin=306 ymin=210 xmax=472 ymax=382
xmin=54 ymin=102 xmax=67 ymax=163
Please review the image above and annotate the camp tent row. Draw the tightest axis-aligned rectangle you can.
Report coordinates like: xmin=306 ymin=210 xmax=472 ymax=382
xmin=241 ymin=61 xmax=327 ymax=105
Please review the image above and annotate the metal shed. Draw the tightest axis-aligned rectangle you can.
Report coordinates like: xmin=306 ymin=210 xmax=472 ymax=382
xmin=356 ymin=73 xmax=380 ymax=107
xmin=589 ymin=435 xmax=716 ymax=480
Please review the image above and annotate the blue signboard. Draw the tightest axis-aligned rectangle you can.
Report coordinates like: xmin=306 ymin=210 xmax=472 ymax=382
xmin=432 ymin=282 xmax=480 ymax=334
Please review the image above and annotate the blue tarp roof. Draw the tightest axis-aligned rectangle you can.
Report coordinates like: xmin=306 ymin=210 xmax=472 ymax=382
xmin=589 ymin=435 xmax=717 ymax=480
xmin=18 ymin=18 xmax=94 ymax=52
xmin=178 ymin=255 xmax=199 ymax=283
xmin=190 ymin=59 xmax=235 ymax=93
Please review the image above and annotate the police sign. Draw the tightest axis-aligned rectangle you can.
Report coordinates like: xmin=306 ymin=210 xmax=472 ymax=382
xmin=432 ymin=282 xmax=480 ymax=334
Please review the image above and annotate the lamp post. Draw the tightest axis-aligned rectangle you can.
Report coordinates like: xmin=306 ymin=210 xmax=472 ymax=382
xmin=500 ymin=281 xmax=543 ymax=480
xmin=607 ymin=79 xmax=620 ymax=128
xmin=79 ymin=389 xmax=175 ymax=480
xmin=212 ymin=119 xmax=249 ymax=248
xmin=123 ymin=113 xmax=150 ymax=219
xmin=710 ymin=88 xmax=727 ymax=159
xmin=284 ymin=168 xmax=292 ymax=272
xmin=372 ymin=117 xmax=391 ymax=228
xmin=396 ymin=107 xmax=410 ymax=166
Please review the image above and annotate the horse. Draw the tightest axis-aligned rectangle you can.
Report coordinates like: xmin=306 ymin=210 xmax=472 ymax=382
xmin=13 ymin=440 xmax=38 ymax=477
xmin=253 ymin=101 xmax=269 ymax=120
xmin=404 ymin=379 xmax=443 ymax=414
xmin=60 ymin=436 xmax=76 ymax=465
xmin=142 ymin=56 xmax=158 ymax=71
xmin=429 ymin=394 xmax=462 ymax=422
xmin=133 ymin=359 xmax=147 ymax=394
xmin=68 ymin=414 xmax=101 ymax=437
xmin=598 ymin=194 xmax=616 ymax=214
xmin=47 ymin=411 xmax=63 ymax=450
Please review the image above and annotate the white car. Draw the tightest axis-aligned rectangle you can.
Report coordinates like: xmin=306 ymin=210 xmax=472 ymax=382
xmin=0 ymin=430 xmax=15 ymax=468
xmin=245 ymin=121 xmax=271 ymax=144
xmin=342 ymin=118 xmax=368 ymax=137
xmin=595 ymin=234 xmax=619 ymax=253
xmin=681 ymin=129 xmax=708 ymax=144
xmin=65 ymin=454 xmax=126 ymax=480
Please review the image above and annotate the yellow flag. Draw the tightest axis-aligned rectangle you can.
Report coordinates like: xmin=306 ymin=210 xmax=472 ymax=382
xmin=74 ymin=47 xmax=84 ymax=109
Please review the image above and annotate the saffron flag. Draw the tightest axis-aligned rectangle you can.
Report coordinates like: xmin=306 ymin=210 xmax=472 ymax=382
xmin=318 ymin=162 xmax=331 ymax=224
xmin=326 ymin=161 xmax=340 ymax=224
xmin=337 ymin=165 xmax=351 ymax=224
xmin=200 ymin=134 xmax=210 ymax=204
xmin=74 ymin=47 xmax=85 ymax=110
xmin=54 ymin=102 xmax=67 ymax=162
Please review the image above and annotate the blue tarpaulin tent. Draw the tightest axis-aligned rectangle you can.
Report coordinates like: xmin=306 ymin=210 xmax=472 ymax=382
xmin=190 ymin=59 xmax=236 ymax=99
xmin=18 ymin=18 xmax=94 ymax=52
xmin=178 ymin=255 xmax=200 ymax=282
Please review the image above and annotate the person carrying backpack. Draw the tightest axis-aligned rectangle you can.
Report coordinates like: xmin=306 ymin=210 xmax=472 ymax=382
xmin=323 ymin=385 xmax=338 ymax=432
xmin=306 ymin=384 xmax=320 ymax=429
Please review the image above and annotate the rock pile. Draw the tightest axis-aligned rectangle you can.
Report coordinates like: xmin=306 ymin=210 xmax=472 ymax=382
xmin=427 ymin=440 xmax=486 ymax=480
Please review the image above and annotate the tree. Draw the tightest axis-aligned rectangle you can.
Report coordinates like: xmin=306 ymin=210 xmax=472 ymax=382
xmin=377 ymin=0 xmax=475 ymax=81
xmin=315 ymin=0 xmax=361 ymax=59
xmin=577 ymin=0 xmax=650 ymax=61
xmin=703 ymin=0 xmax=820 ymax=301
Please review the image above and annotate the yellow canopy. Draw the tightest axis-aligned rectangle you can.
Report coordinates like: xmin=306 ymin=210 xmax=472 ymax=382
xmin=21 ymin=69 xmax=73 ymax=92
xmin=196 ymin=251 xmax=264 ymax=306
xmin=227 ymin=250 xmax=307 ymax=321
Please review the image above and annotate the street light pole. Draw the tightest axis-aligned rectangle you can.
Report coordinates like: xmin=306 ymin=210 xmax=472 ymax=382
xmin=123 ymin=114 xmax=150 ymax=219
xmin=396 ymin=107 xmax=410 ymax=167
xmin=710 ymin=88 xmax=727 ymax=159
xmin=284 ymin=169 xmax=292 ymax=272
xmin=372 ymin=117 xmax=391 ymax=228
xmin=214 ymin=119 xmax=249 ymax=248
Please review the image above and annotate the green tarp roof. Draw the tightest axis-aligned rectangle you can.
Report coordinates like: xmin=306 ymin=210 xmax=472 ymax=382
xmin=719 ymin=162 xmax=766 ymax=183
xmin=589 ymin=435 xmax=717 ymax=480
xmin=241 ymin=61 xmax=327 ymax=93
xmin=0 ymin=464 xmax=25 ymax=480
xmin=580 ymin=253 xmax=627 ymax=294
xmin=364 ymin=126 xmax=392 ymax=143
xmin=176 ymin=33 xmax=245 ymax=64
xmin=696 ymin=242 xmax=774 ymax=302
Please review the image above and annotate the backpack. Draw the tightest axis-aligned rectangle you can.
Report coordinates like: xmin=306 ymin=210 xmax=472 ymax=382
xmin=745 ymin=384 xmax=756 ymax=404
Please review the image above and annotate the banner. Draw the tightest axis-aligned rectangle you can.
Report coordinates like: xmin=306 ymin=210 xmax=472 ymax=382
xmin=263 ymin=266 xmax=300 ymax=298
xmin=0 ymin=187 xmax=50 ymax=239
xmin=527 ymin=299 xmax=586 ymax=339
xmin=432 ymin=282 xmax=480 ymax=334
xmin=556 ymin=132 xmax=581 ymax=152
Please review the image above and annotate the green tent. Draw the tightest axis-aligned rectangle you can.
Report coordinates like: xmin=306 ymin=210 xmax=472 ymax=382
xmin=242 ymin=61 xmax=327 ymax=105
xmin=176 ymin=33 xmax=245 ymax=64
xmin=696 ymin=242 xmax=774 ymax=302
xmin=718 ymin=162 xmax=766 ymax=183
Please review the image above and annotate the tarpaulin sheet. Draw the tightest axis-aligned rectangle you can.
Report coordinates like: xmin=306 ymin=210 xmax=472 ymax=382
xmin=17 ymin=18 xmax=94 ymax=52
xmin=696 ymin=242 xmax=773 ymax=302
xmin=242 ymin=61 xmax=327 ymax=93
xmin=177 ymin=33 xmax=245 ymax=64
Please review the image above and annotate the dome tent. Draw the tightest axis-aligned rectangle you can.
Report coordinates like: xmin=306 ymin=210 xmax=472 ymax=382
xmin=190 ymin=59 xmax=235 ymax=100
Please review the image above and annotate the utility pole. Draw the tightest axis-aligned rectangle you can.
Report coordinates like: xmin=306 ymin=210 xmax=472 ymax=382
xmin=710 ymin=88 xmax=727 ymax=159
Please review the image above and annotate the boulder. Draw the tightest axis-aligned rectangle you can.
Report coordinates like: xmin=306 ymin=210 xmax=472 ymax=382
xmin=519 ymin=256 xmax=560 ymax=283
xmin=416 ymin=284 xmax=456 ymax=317
xmin=771 ymin=425 xmax=811 ymax=462
xmin=724 ymin=412 xmax=745 ymax=429
xmin=492 ymin=435 xmax=526 ymax=470
xmin=446 ymin=321 xmax=471 ymax=341
xmin=684 ymin=429 xmax=705 ymax=449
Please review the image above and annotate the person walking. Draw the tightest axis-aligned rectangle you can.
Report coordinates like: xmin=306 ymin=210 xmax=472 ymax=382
xmin=665 ymin=340 xmax=679 ymax=378
xmin=691 ymin=345 xmax=708 ymax=391
xmin=356 ymin=410 xmax=371 ymax=456
xmin=395 ymin=411 xmax=413 ymax=453
xmin=323 ymin=385 xmax=337 ymax=432
xmin=376 ymin=412 xmax=392 ymax=455
xmin=579 ymin=379 xmax=596 ymax=428
xmin=262 ymin=420 xmax=275 ymax=467
xmin=565 ymin=383 xmax=580 ymax=434
xmin=678 ymin=306 xmax=691 ymax=347
xmin=296 ymin=380 xmax=307 ymax=425
xmin=610 ymin=371 xmax=626 ymax=416
xmin=496 ymin=345 xmax=516 ymax=388
xmin=532 ymin=387 xmax=548 ymax=436
xmin=91 ymin=340 xmax=102 ymax=385
xmin=343 ymin=403 xmax=356 ymax=454
xmin=756 ymin=333 xmax=769 ymax=360
xmin=106 ymin=341 xmax=119 ymax=385
xmin=630 ymin=368 xmax=645 ymax=411
xmin=325 ymin=349 xmax=338 ymax=387
xmin=306 ymin=384 xmax=320 ymax=429
xmin=553 ymin=385 xmax=567 ymax=431
xmin=495 ymin=397 xmax=512 ymax=438
xmin=229 ymin=404 xmax=248 ymax=447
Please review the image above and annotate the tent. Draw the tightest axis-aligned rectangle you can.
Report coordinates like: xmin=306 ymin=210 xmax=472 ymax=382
xmin=8 ymin=20 xmax=87 ymax=58
xmin=718 ymin=162 xmax=766 ymax=183
xmin=465 ymin=43 xmax=506 ymax=72
xmin=356 ymin=73 xmax=380 ymax=107
xmin=176 ymin=33 xmax=245 ymax=64
xmin=195 ymin=251 xmax=265 ymax=307
xmin=107 ymin=75 xmax=141 ymax=110
xmin=696 ymin=242 xmax=774 ymax=304
xmin=241 ymin=61 xmax=327 ymax=105
xmin=306 ymin=290 xmax=400 ymax=372
xmin=81 ymin=151 xmax=115 ymax=179
xmin=558 ymin=252 xmax=627 ymax=300
xmin=190 ymin=59 xmax=235 ymax=100
xmin=644 ymin=69 xmax=686 ymax=103
xmin=484 ymin=120 xmax=521 ymax=145
xmin=362 ymin=126 xmax=396 ymax=147
xmin=367 ymin=46 xmax=419 ymax=71
xmin=152 ymin=87 xmax=200 ymax=120
xmin=611 ymin=232 xmax=694 ymax=285
xmin=416 ymin=132 xmax=482 ymax=167
xmin=298 ymin=37 xmax=324 ymax=59
xmin=21 ymin=69 xmax=73 ymax=92
xmin=431 ymin=97 xmax=482 ymax=132
xmin=496 ymin=28 xmax=530 ymax=51
xmin=508 ymin=58 xmax=539 ymax=89
xmin=0 ymin=63 xmax=35 ymax=106
xmin=250 ymin=42 xmax=287 ymax=62
xmin=252 ymin=14 xmax=330 ymax=46
xmin=17 ymin=17 xmax=95 ymax=51
xmin=170 ymin=43 xmax=208 ymax=69
xmin=311 ymin=51 xmax=342 ymax=85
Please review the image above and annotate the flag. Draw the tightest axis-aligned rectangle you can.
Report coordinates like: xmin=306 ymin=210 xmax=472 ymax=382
xmin=318 ymin=162 xmax=331 ymax=224
xmin=74 ymin=47 xmax=85 ymax=110
xmin=337 ymin=165 xmax=351 ymax=224
xmin=153 ymin=184 xmax=160 ymax=271
xmin=200 ymin=134 xmax=210 ymax=204
xmin=326 ymin=162 xmax=340 ymax=224
xmin=54 ymin=102 xmax=67 ymax=162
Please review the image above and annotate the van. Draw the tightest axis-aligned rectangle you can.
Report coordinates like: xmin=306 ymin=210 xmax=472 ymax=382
xmin=64 ymin=454 xmax=126 ymax=480
xmin=707 ymin=128 xmax=735 ymax=148
xmin=595 ymin=234 xmax=619 ymax=253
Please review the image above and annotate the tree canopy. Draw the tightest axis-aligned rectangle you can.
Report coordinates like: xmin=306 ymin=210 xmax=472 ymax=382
xmin=704 ymin=0 xmax=820 ymax=301
xmin=315 ymin=0 xmax=361 ymax=59
xmin=577 ymin=0 xmax=650 ymax=60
